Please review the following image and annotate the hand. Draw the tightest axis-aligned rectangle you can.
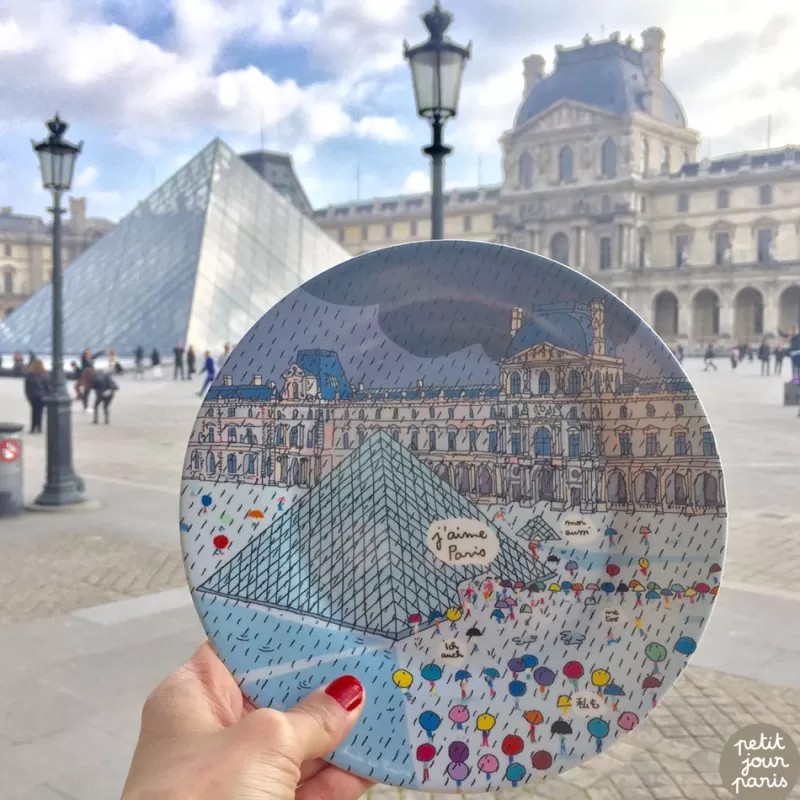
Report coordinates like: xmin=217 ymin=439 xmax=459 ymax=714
xmin=122 ymin=642 xmax=373 ymax=800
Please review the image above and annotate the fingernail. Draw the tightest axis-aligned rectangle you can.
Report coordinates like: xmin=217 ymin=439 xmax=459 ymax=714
xmin=325 ymin=675 xmax=364 ymax=711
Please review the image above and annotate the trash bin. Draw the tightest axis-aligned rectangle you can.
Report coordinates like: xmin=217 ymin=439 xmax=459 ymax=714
xmin=0 ymin=422 xmax=24 ymax=516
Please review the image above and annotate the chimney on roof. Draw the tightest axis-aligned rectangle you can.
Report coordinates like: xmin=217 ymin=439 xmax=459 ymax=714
xmin=223 ymin=375 xmax=232 ymax=386
xmin=511 ymin=307 xmax=524 ymax=337
xmin=641 ymin=27 xmax=665 ymax=79
xmin=416 ymin=379 xmax=424 ymax=388
xmin=69 ymin=197 xmax=86 ymax=234
xmin=590 ymin=300 xmax=606 ymax=356
xmin=251 ymin=375 xmax=263 ymax=385
xmin=522 ymin=54 xmax=546 ymax=100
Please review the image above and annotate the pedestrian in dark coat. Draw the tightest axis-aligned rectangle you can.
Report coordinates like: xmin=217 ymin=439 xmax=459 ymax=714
xmin=186 ymin=346 xmax=196 ymax=379
xmin=758 ymin=340 xmax=771 ymax=375
xmin=24 ymin=358 xmax=49 ymax=433
xmin=90 ymin=370 xmax=119 ymax=424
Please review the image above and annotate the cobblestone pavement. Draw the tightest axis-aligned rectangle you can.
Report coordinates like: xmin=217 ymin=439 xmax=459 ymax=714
xmin=364 ymin=667 xmax=800 ymax=799
xmin=0 ymin=528 xmax=184 ymax=626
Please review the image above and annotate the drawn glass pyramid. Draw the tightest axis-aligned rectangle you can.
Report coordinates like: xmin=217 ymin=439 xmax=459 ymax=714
xmin=0 ymin=139 xmax=349 ymax=354
xmin=517 ymin=515 xmax=559 ymax=541
xmin=199 ymin=431 xmax=554 ymax=641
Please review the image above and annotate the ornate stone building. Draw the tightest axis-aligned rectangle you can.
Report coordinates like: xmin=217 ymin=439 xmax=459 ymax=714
xmin=0 ymin=198 xmax=114 ymax=318
xmin=314 ymin=29 xmax=800 ymax=350
xmin=185 ymin=300 xmax=724 ymax=517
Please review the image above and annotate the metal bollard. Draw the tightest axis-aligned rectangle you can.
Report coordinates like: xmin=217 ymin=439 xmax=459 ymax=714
xmin=0 ymin=422 xmax=24 ymax=516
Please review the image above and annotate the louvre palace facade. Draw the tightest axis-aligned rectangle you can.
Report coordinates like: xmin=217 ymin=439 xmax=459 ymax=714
xmin=184 ymin=300 xmax=725 ymax=517
xmin=314 ymin=29 xmax=800 ymax=350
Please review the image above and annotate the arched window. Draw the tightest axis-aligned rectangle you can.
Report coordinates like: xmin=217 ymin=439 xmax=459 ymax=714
xmin=227 ymin=425 xmax=237 ymax=442
xmin=428 ymin=430 xmax=437 ymax=451
xmin=375 ymin=407 xmax=382 ymax=419
xmin=191 ymin=450 xmax=201 ymax=470
xmin=661 ymin=144 xmax=671 ymax=174
xmin=538 ymin=371 xmax=550 ymax=395
xmin=2 ymin=269 xmax=12 ymax=295
xmin=759 ymin=185 xmax=773 ymax=206
xmin=275 ymin=425 xmax=284 ymax=446
xmin=290 ymin=383 xmax=299 ymax=399
xmin=343 ymin=431 xmax=350 ymax=449
xmin=207 ymin=452 xmax=216 ymax=473
xmin=568 ymin=431 xmax=581 ymax=458
xmin=646 ymin=403 xmax=655 ymax=418
xmin=410 ymin=428 xmax=419 ymax=450
xmin=567 ymin=407 xmax=578 ymax=420
xmin=567 ymin=369 xmax=582 ymax=396
xmin=601 ymin=138 xmax=617 ymax=178
xmin=447 ymin=429 xmax=457 ymax=451
xmin=559 ymin=145 xmax=574 ymax=182
xmin=478 ymin=466 xmax=493 ymax=495
xmin=519 ymin=151 xmax=534 ymax=189
xmin=549 ymin=232 xmax=569 ymax=265
xmin=620 ymin=405 xmax=628 ymax=420
xmin=509 ymin=371 xmax=522 ymax=395
xmin=391 ymin=427 xmax=400 ymax=442
xmin=358 ymin=409 xmax=366 ymax=420
xmin=358 ymin=427 xmax=366 ymax=445
xmin=674 ymin=403 xmax=684 ymax=417
xmin=289 ymin=425 xmax=300 ymax=448
xmin=246 ymin=454 xmax=256 ymax=474
xmin=447 ymin=407 xmax=455 ymax=419
xmin=227 ymin=454 xmax=237 ymax=474
xmin=206 ymin=425 xmax=215 ymax=443
xmin=512 ymin=405 xmax=519 ymax=418
xmin=534 ymin=427 xmax=552 ymax=456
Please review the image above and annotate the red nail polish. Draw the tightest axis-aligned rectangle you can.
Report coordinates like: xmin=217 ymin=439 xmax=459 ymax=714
xmin=325 ymin=675 xmax=364 ymax=711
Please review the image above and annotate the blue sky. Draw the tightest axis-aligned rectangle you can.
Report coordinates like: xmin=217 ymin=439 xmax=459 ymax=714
xmin=1 ymin=0 xmax=798 ymax=222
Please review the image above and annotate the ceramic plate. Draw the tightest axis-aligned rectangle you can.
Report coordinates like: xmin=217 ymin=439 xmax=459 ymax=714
xmin=180 ymin=240 xmax=726 ymax=793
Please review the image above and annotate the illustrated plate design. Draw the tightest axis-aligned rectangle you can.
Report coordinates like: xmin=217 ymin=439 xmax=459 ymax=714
xmin=180 ymin=240 xmax=726 ymax=793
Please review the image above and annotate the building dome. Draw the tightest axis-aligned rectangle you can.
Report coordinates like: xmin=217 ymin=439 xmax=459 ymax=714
xmin=515 ymin=37 xmax=686 ymax=129
xmin=507 ymin=304 xmax=615 ymax=357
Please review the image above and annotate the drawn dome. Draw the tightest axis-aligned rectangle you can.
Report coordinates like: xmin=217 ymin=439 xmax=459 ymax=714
xmin=507 ymin=303 xmax=615 ymax=357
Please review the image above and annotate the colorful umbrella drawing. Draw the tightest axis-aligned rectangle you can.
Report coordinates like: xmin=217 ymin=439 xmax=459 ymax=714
xmin=642 ymin=674 xmax=662 ymax=707
xmin=618 ymin=711 xmax=639 ymax=731
xmin=572 ymin=582 xmax=584 ymax=600
xmin=477 ymin=754 xmax=500 ymax=780
xmin=591 ymin=668 xmax=610 ymax=696
xmin=508 ymin=658 xmax=526 ymax=679
xmin=533 ymin=666 xmax=556 ymax=695
xmin=521 ymin=654 xmax=539 ymax=671
xmin=418 ymin=710 xmax=441 ymax=741
xmin=416 ymin=743 xmax=436 ymax=783
xmin=674 ymin=636 xmax=697 ymax=656
xmin=685 ymin=587 xmax=698 ymax=604
xmin=532 ymin=749 xmax=554 ymax=770
xmin=448 ymin=741 xmax=470 ymax=763
xmin=508 ymin=679 xmax=527 ymax=710
xmin=566 ymin=560 xmax=578 ymax=576
xmin=560 ymin=580 xmax=573 ymax=593
xmin=212 ymin=534 xmax=229 ymax=555
xmin=639 ymin=557 xmax=650 ymax=576
xmin=476 ymin=712 xmax=496 ymax=747
xmin=563 ymin=660 xmax=584 ymax=691
xmin=448 ymin=705 xmax=470 ymax=730
xmin=421 ymin=663 xmax=443 ymax=694
xmin=645 ymin=642 xmax=668 ymax=674
xmin=661 ymin=587 xmax=673 ymax=608
xmin=603 ymin=681 xmax=625 ymax=711
xmin=550 ymin=718 xmax=573 ymax=755
xmin=709 ymin=563 xmax=722 ymax=583
xmin=501 ymin=734 xmax=525 ymax=765
xmin=587 ymin=717 xmax=610 ymax=753
xmin=606 ymin=563 xmax=620 ymax=578
xmin=446 ymin=760 xmax=470 ymax=789
xmin=523 ymin=709 xmax=544 ymax=742
xmin=556 ymin=695 xmax=572 ymax=715
xmin=408 ymin=613 xmax=422 ymax=637
xmin=245 ymin=509 xmax=264 ymax=528
xmin=695 ymin=582 xmax=711 ymax=600
xmin=505 ymin=762 xmax=527 ymax=788
xmin=429 ymin=609 xmax=444 ymax=634
xmin=392 ymin=668 xmax=413 ymax=701
xmin=600 ymin=581 xmax=615 ymax=597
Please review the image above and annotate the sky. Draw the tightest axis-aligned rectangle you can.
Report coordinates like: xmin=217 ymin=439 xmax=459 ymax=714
xmin=1 ymin=0 xmax=799 ymax=223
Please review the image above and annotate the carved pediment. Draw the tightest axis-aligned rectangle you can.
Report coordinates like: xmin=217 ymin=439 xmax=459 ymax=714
xmin=521 ymin=100 xmax=619 ymax=135
xmin=282 ymin=364 xmax=305 ymax=380
xmin=506 ymin=343 xmax=587 ymax=363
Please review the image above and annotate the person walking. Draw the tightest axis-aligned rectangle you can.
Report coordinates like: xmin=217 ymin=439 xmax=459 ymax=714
xmin=781 ymin=327 xmax=800 ymax=382
xmin=675 ymin=344 xmax=685 ymax=364
xmin=134 ymin=345 xmax=145 ymax=379
xmin=775 ymin=343 xmax=785 ymax=376
xmin=173 ymin=342 xmax=186 ymax=380
xmin=90 ymin=369 xmax=119 ymax=424
xmin=186 ymin=345 xmax=196 ymax=380
xmin=151 ymin=348 xmax=162 ymax=379
xmin=217 ymin=343 xmax=231 ymax=376
xmin=730 ymin=347 xmax=739 ymax=370
xmin=197 ymin=351 xmax=216 ymax=397
xmin=758 ymin=339 xmax=771 ymax=376
xmin=108 ymin=348 xmax=124 ymax=376
xmin=24 ymin=358 xmax=49 ymax=433
xmin=703 ymin=343 xmax=718 ymax=371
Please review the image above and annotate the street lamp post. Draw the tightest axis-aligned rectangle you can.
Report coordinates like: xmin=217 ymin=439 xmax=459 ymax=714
xmin=404 ymin=1 xmax=471 ymax=240
xmin=31 ymin=114 xmax=86 ymax=507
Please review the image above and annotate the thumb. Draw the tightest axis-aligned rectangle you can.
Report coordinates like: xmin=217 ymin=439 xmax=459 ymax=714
xmin=237 ymin=675 xmax=365 ymax=766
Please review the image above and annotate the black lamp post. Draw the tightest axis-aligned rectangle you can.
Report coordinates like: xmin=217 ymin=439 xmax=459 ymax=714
xmin=404 ymin=1 xmax=471 ymax=240
xmin=31 ymin=114 xmax=86 ymax=507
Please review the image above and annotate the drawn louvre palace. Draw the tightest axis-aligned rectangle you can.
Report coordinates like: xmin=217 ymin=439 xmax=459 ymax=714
xmin=184 ymin=299 xmax=725 ymax=516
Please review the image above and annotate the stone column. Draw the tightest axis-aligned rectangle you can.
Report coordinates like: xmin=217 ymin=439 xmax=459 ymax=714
xmin=719 ymin=300 xmax=735 ymax=339
xmin=678 ymin=298 xmax=691 ymax=339
xmin=531 ymin=229 xmax=542 ymax=254
xmin=763 ymin=287 xmax=778 ymax=337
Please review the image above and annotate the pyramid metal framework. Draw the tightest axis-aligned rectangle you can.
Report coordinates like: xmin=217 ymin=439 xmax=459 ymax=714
xmin=199 ymin=431 xmax=555 ymax=640
xmin=0 ymin=139 xmax=349 ymax=355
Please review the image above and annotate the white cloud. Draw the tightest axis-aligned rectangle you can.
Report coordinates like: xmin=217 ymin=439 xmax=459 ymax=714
xmin=74 ymin=166 xmax=98 ymax=188
xmin=402 ymin=169 xmax=429 ymax=194
xmin=355 ymin=116 xmax=410 ymax=143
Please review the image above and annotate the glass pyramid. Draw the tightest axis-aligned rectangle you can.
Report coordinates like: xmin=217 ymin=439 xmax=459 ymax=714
xmin=199 ymin=430 xmax=554 ymax=641
xmin=516 ymin=515 xmax=559 ymax=542
xmin=0 ymin=139 xmax=349 ymax=355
